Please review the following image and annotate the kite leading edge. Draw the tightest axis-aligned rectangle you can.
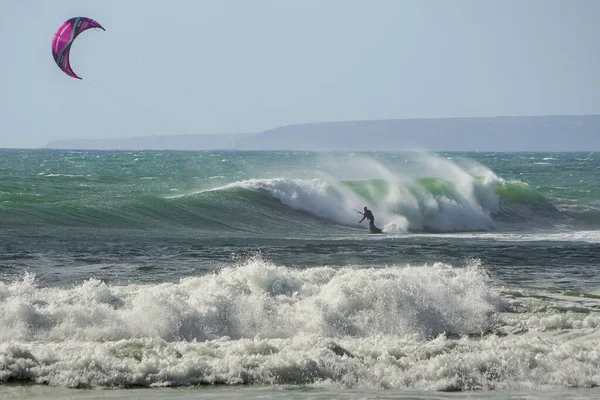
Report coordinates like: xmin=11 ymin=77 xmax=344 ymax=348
xmin=52 ymin=17 xmax=105 ymax=80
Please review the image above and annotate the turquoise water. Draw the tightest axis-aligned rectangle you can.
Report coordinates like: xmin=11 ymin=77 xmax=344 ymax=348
xmin=2 ymin=150 xmax=598 ymax=232
xmin=0 ymin=150 xmax=599 ymax=398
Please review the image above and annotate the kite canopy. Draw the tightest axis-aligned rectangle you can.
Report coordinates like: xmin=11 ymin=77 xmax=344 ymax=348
xmin=52 ymin=17 xmax=105 ymax=79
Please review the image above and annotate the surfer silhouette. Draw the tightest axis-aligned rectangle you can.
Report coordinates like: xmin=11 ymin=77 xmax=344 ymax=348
xmin=359 ymin=206 xmax=380 ymax=232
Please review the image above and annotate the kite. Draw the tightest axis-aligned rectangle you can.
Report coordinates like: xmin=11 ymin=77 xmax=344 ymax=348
xmin=51 ymin=17 xmax=105 ymax=79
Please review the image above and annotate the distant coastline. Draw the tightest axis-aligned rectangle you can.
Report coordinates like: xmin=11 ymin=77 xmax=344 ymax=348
xmin=44 ymin=115 xmax=600 ymax=152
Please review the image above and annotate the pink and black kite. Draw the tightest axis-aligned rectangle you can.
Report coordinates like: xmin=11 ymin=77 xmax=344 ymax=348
xmin=52 ymin=17 xmax=105 ymax=79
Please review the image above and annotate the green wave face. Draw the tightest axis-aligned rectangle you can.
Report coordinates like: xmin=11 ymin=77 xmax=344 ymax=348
xmin=343 ymin=178 xmax=464 ymax=204
xmin=344 ymin=177 xmax=558 ymax=207
xmin=495 ymin=181 xmax=552 ymax=206
xmin=417 ymin=178 xmax=457 ymax=198
xmin=342 ymin=179 xmax=390 ymax=205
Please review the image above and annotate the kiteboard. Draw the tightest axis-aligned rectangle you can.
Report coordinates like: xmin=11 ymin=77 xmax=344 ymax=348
xmin=369 ymin=226 xmax=383 ymax=234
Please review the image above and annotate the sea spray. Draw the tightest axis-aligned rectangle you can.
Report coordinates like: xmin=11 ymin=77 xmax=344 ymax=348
xmin=312 ymin=152 xmax=502 ymax=231
xmin=208 ymin=172 xmax=501 ymax=233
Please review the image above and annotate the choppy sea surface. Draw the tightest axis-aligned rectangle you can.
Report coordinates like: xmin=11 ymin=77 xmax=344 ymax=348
xmin=1 ymin=150 xmax=599 ymax=399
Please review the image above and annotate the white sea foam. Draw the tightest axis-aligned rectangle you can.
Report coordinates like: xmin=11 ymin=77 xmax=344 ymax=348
xmin=2 ymin=333 xmax=600 ymax=390
xmin=0 ymin=260 xmax=502 ymax=343
xmin=1 ymin=259 xmax=600 ymax=390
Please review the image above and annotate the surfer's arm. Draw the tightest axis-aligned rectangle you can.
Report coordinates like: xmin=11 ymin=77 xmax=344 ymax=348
xmin=359 ymin=215 xmax=366 ymax=223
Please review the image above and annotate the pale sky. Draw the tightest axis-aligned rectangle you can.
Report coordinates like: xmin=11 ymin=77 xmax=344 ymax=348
xmin=1 ymin=0 xmax=599 ymax=148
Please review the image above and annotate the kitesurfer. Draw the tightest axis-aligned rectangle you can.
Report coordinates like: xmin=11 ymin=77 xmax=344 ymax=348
xmin=359 ymin=206 xmax=377 ymax=230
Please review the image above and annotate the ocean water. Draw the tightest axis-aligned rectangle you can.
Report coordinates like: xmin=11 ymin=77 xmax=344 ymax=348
xmin=1 ymin=149 xmax=599 ymax=399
